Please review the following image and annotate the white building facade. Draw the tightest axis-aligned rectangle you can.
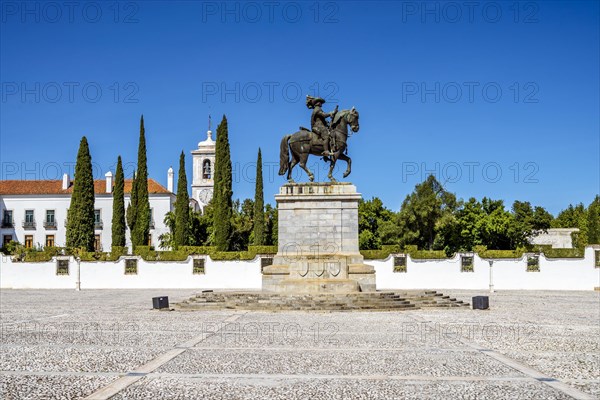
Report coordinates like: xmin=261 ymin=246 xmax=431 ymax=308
xmin=530 ymin=228 xmax=580 ymax=249
xmin=1 ymin=121 xmax=216 ymax=251
xmin=0 ymin=173 xmax=175 ymax=251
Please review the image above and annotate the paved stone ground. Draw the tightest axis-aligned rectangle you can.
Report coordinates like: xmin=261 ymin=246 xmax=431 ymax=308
xmin=0 ymin=289 xmax=598 ymax=399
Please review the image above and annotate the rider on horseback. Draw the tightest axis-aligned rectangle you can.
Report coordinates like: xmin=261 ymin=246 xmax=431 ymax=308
xmin=306 ymin=95 xmax=338 ymax=157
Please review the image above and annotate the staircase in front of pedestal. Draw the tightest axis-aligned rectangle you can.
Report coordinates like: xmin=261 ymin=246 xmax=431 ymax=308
xmin=175 ymin=290 xmax=469 ymax=311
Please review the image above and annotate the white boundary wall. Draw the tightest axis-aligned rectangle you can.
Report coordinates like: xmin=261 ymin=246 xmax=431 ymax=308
xmin=1 ymin=247 xmax=598 ymax=290
xmin=0 ymin=256 xmax=262 ymax=290
xmin=374 ymin=247 xmax=599 ymax=291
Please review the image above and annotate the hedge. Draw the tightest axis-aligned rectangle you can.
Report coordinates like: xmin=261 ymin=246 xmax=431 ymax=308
xmin=360 ymin=244 xmax=587 ymax=261
xmin=473 ymin=246 xmax=524 ymax=259
xmin=360 ymin=249 xmax=392 ymax=260
xmin=475 ymin=245 xmax=585 ymax=259
xmin=6 ymin=242 xmax=585 ymax=262
xmin=132 ymin=245 xmax=278 ymax=261
xmin=361 ymin=245 xmax=451 ymax=260
xmin=536 ymin=247 xmax=585 ymax=258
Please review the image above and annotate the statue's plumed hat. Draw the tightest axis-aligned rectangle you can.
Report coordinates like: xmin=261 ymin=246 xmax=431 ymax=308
xmin=306 ymin=95 xmax=326 ymax=109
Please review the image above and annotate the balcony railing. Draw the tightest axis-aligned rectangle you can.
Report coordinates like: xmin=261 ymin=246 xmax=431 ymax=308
xmin=1 ymin=221 xmax=14 ymax=228
xmin=95 ymin=221 xmax=103 ymax=229
xmin=44 ymin=221 xmax=57 ymax=230
xmin=22 ymin=221 xmax=37 ymax=230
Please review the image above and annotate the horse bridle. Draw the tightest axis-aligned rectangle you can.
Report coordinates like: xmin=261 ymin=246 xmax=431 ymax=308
xmin=345 ymin=109 xmax=358 ymax=136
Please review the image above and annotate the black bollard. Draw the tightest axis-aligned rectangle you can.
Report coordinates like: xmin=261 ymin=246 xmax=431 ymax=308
xmin=472 ymin=296 xmax=489 ymax=310
xmin=152 ymin=296 xmax=169 ymax=309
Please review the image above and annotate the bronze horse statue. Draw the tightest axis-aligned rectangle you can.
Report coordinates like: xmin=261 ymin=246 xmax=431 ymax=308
xmin=279 ymin=107 xmax=360 ymax=182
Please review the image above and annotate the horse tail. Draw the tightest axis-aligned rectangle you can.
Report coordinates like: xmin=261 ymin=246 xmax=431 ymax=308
xmin=278 ymin=135 xmax=291 ymax=175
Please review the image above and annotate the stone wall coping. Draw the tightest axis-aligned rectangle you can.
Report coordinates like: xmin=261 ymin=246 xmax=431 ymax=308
xmin=275 ymin=195 xmax=362 ymax=202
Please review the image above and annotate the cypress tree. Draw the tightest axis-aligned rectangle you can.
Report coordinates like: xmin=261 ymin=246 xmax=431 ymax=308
xmin=111 ymin=156 xmax=126 ymax=248
xmin=132 ymin=115 xmax=150 ymax=248
xmin=587 ymin=195 xmax=600 ymax=244
xmin=213 ymin=115 xmax=233 ymax=251
xmin=66 ymin=136 xmax=95 ymax=251
xmin=253 ymin=148 xmax=265 ymax=245
xmin=174 ymin=151 xmax=190 ymax=248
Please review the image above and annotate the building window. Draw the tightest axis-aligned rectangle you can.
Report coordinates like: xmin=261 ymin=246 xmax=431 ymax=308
xmin=595 ymin=250 xmax=600 ymax=269
xmin=193 ymin=258 xmax=205 ymax=274
xmin=393 ymin=255 xmax=407 ymax=273
xmin=94 ymin=209 xmax=103 ymax=229
xmin=3 ymin=235 xmax=13 ymax=247
xmin=45 ymin=210 xmax=57 ymax=229
xmin=25 ymin=235 xmax=33 ymax=248
xmin=2 ymin=210 xmax=13 ymax=227
xmin=461 ymin=256 xmax=474 ymax=272
xmin=149 ymin=208 xmax=154 ymax=229
xmin=202 ymin=159 xmax=212 ymax=179
xmin=23 ymin=210 xmax=36 ymax=230
xmin=46 ymin=235 xmax=55 ymax=248
xmin=94 ymin=235 xmax=101 ymax=252
xmin=147 ymin=234 xmax=152 ymax=247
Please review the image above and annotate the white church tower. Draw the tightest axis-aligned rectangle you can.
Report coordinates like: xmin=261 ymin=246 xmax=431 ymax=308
xmin=191 ymin=116 xmax=216 ymax=210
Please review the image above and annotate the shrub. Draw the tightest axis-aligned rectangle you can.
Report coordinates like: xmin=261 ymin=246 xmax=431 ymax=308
xmin=158 ymin=251 xmax=189 ymax=261
xmin=405 ymin=245 xmax=449 ymax=259
xmin=179 ymin=246 xmax=215 ymax=255
xmin=1 ymin=240 xmax=22 ymax=255
xmin=360 ymin=249 xmax=391 ymax=260
xmin=247 ymin=245 xmax=277 ymax=255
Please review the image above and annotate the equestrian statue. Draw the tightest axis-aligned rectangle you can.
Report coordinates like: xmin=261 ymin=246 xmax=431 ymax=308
xmin=278 ymin=95 xmax=360 ymax=182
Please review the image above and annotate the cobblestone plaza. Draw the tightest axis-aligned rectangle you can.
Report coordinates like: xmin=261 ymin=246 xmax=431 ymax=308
xmin=1 ymin=289 xmax=598 ymax=399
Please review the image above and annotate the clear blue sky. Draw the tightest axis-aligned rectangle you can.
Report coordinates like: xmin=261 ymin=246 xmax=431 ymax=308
xmin=1 ymin=1 xmax=598 ymax=215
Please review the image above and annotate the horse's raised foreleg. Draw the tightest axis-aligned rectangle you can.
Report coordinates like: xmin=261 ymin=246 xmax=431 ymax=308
xmin=337 ymin=153 xmax=351 ymax=178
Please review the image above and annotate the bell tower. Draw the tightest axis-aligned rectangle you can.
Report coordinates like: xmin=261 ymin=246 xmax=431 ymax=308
xmin=191 ymin=116 xmax=216 ymax=211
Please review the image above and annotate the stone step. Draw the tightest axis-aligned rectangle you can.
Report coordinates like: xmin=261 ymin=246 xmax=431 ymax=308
xmin=175 ymin=289 xmax=468 ymax=312
xmin=178 ymin=303 xmax=418 ymax=311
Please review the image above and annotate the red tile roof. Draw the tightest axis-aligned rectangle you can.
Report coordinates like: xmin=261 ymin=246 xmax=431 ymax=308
xmin=0 ymin=179 xmax=171 ymax=195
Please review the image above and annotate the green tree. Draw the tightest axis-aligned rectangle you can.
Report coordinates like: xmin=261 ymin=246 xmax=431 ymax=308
xmin=264 ymin=203 xmax=278 ymax=246
xmin=131 ymin=115 xmax=150 ymax=248
xmin=445 ymin=197 xmax=482 ymax=251
xmin=231 ymin=198 xmax=254 ymax=251
xmin=66 ymin=136 xmax=95 ymax=251
xmin=587 ymin=195 xmax=600 ymax=244
xmin=190 ymin=205 xmax=212 ymax=246
xmin=111 ymin=156 xmax=126 ymax=248
xmin=397 ymin=175 xmax=458 ymax=250
xmin=440 ymin=197 xmax=515 ymax=252
xmin=159 ymin=210 xmax=175 ymax=250
xmin=174 ymin=151 xmax=190 ymax=248
xmin=159 ymin=206 xmax=212 ymax=250
xmin=553 ymin=202 xmax=588 ymax=247
xmin=475 ymin=198 xmax=512 ymax=250
xmin=359 ymin=230 xmax=379 ymax=251
xmin=358 ymin=197 xmax=399 ymax=250
xmin=253 ymin=148 xmax=265 ymax=245
xmin=553 ymin=203 xmax=587 ymax=228
xmin=213 ymin=115 xmax=233 ymax=251
xmin=509 ymin=201 xmax=552 ymax=248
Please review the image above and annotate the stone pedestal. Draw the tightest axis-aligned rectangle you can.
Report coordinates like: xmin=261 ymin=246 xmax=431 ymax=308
xmin=263 ymin=183 xmax=376 ymax=293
